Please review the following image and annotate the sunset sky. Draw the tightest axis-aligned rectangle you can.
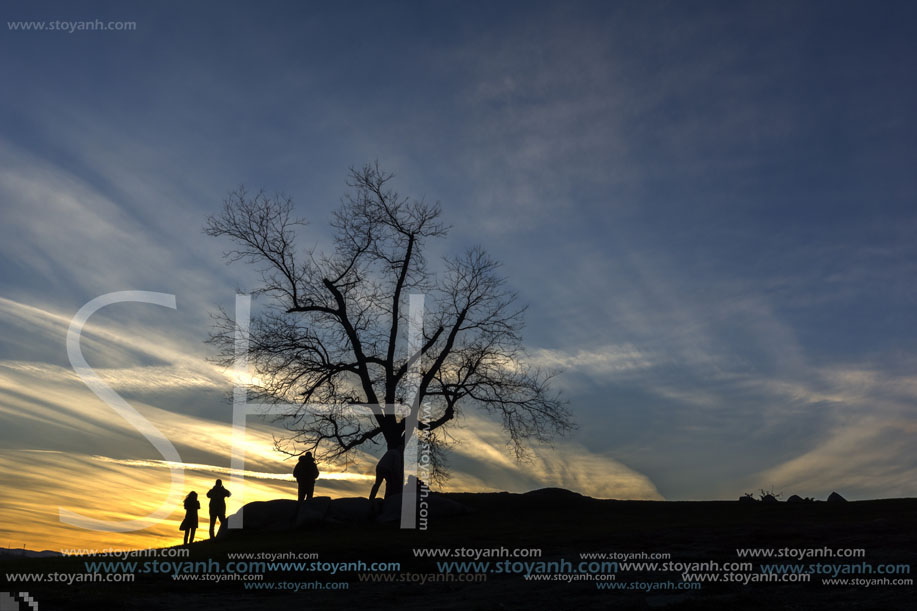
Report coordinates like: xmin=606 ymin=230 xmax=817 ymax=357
xmin=1 ymin=1 xmax=916 ymax=552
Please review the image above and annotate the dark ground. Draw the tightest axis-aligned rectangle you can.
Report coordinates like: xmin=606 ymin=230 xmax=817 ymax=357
xmin=2 ymin=490 xmax=914 ymax=610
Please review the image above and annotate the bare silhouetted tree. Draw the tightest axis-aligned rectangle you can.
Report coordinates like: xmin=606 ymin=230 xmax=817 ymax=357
xmin=205 ymin=163 xmax=572 ymax=490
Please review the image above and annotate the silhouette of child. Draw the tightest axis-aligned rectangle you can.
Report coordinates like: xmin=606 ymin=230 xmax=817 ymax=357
xmin=179 ymin=491 xmax=200 ymax=545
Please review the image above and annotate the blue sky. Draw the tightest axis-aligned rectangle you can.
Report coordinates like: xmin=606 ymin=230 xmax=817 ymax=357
xmin=1 ymin=0 xmax=916 ymax=547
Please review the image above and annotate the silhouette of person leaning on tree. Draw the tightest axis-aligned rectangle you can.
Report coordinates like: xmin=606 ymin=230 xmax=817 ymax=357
xmin=179 ymin=491 xmax=199 ymax=545
xmin=206 ymin=479 xmax=231 ymax=539
xmin=369 ymin=447 xmax=403 ymax=505
xmin=293 ymin=452 xmax=320 ymax=502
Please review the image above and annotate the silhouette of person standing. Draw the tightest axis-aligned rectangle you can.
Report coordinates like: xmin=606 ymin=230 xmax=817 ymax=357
xmin=206 ymin=479 xmax=231 ymax=539
xmin=293 ymin=452 xmax=319 ymax=502
xmin=179 ymin=491 xmax=199 ymax=545
xmin=369 ymin=448 xmax=403 ymax=502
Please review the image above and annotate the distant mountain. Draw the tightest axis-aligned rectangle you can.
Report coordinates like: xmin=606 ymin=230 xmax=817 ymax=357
xmin=0 ymin=547 xmax=62 ymax=558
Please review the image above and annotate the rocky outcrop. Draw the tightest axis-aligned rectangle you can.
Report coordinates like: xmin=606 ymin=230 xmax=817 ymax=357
xmin=376 ymin=491 xmax=471 ymax=523
xmin=219 ymin=492 xmax=469 ymax=535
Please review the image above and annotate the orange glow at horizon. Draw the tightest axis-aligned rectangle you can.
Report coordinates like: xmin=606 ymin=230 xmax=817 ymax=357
xmin=0 ymin=297 xmax=663 ymax=553
xmin=0 ymin=448 xmax=375 ymax=552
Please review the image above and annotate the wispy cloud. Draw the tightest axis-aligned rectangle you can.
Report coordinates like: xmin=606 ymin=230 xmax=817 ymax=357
xmin=91 ymin=455 xmax=375 ymax=482
xmin=526 ymin=344 xmax=656 ymax=381
xmin=444 ymin=412 xmax=663 ymax=501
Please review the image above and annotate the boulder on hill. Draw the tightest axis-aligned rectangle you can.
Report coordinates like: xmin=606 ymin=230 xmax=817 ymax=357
xmin=786 ymin=494 xmax=805 ymax=504
xmin=224 ymin=499 xmax=299 ymax=532
xmin=296 ymin=497 xmax=332 ymax=526
xmin=217 ymin=490 xmax=470 ymax=535
xmin=325 ymin=497 xmax=375 ymax=523
xmin=827 ymin=491 xmax=847 ymax=503
xmin=376 ymin=490 xmax=471 ymax=523
xmin=219 ymin=497 xmax=333 ymax=536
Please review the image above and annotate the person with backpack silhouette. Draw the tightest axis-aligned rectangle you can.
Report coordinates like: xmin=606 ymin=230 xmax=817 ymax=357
xmin=179 ymin=491 xmax=200 ymax=545
xmin=293 ymin=452 xmax=320 ymax=502
xmin=206 ymin=479 xmax=231 ymax=539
